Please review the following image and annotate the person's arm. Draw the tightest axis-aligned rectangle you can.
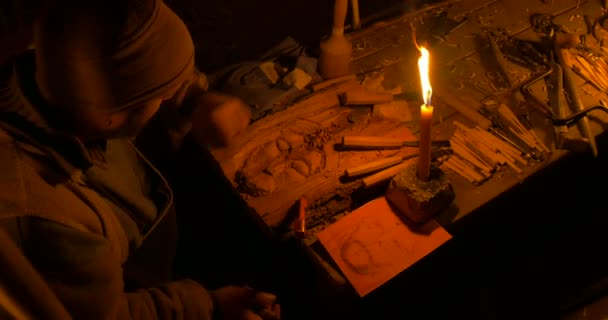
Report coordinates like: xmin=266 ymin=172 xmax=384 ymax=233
xmin=0 ymin=225 xmax=70 ymax=319
xmin=137 ymin=67 xmax=250 ymax=177
xmin=2 ymin=217 xmax=215 ymax=320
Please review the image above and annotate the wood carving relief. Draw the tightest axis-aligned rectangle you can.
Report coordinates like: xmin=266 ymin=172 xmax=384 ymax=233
xmin=212 ymin=81 xmax=417 ymax=227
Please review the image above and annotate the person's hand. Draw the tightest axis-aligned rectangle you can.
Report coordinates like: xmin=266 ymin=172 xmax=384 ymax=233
xmin=189 ymin=92 xmax=251 ymax=148
xmin=211 ymin=286 xmax=280 ymax=320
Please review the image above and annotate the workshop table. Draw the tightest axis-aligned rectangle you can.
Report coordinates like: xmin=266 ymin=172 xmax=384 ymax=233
xmin=211 ymin=0 xmax=608 ymax=298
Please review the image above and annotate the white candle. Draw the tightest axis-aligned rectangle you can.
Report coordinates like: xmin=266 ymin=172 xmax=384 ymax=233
xmin=417 ymin=47 xmax=433 ymax=181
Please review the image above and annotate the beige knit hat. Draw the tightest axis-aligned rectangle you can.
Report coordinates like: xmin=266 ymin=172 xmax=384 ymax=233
xmin=33 ymin=0 xmax=195 ymax=112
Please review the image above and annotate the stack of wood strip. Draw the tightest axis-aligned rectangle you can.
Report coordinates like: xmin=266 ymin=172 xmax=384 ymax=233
xmin=496 ymin=104 xmax=550 ymax=154
xmin=441 ymin=120 xmax=531 ymax=184
xmin=571 ymin=53 xmax=608 ymax=93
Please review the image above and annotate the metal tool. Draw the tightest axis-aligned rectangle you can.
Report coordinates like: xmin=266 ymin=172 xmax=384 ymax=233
xmin=547 ymin=63 xmax=591 ymax=152
xmin=530 ymin=13 xmax=599 ymax=156
xmin=521 ymin=70 xmax=608 ymax=126
xmin=487 ymin=32 xmax=513 ymax=88
xmin=554 ymin=37 xmax=598 ymax=156
xmin=548 ymin=63 xmax=568 ymax=140
xmin=489 ymin=114 xmax=543 ymax=160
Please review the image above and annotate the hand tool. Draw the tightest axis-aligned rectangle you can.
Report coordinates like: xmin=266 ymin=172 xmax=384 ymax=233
xmin=521 ymin=68 xmax=608 ymax=127
xmin=548 ymin=63 xmax=569 ymax=145
xmin=361 ymin=161 xmax=411 ymax=188
xmin=341 ymin=136 xmax=450 ymax=149
xmin=345 ymin=154 xmax=418 ymax=178
xmin=487 ymin=32 xmax=513 ymax=88
xmin=318 ymin=0 xmax=352 ymax=79
xmin=501 ymin=37 xmax=550 ymax=70
xmin=554 ymin=33 xmax=598 ymax=157
xmin=530 ymin=13 xmax=599 ymax=156
xmin=295 ymin=198 xmax=307 ymax=237
xmin=546 ymin=62 xmax=589 ymax=152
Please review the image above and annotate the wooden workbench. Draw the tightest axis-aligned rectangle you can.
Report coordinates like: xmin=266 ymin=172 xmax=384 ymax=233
xmin=211 ymin=0 xmax=608 ymax=291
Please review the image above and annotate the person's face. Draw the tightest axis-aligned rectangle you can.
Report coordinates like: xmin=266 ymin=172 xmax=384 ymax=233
xmin=73 ymin=98 xmax=164 ymax=140
xmin=63 ymin=86 xmax=180 ymax=141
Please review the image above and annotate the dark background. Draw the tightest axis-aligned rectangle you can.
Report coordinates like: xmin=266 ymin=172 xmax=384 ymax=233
xmin=165 ymin=0 xmax=432 ymax=72
xmin=2 ymin=0 xmax=607 ymax=318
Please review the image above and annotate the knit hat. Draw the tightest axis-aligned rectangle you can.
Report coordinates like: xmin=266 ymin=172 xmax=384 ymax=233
xmin=33 ymin=0 xmax=195 ymax=112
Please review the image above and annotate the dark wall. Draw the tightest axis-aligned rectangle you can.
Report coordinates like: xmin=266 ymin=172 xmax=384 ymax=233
xmin=1 ymin=0 xmax=441 ymax=72
xmin=166 ymin=0 xmax=429 ymax=72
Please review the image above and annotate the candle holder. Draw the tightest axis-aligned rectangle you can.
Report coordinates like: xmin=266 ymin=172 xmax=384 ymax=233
xmin=385 ymin=163 xmax=455 ymax=224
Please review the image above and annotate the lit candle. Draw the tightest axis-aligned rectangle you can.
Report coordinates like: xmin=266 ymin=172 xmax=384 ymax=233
xmin=417 ymin=47 xmax=433 ymax=181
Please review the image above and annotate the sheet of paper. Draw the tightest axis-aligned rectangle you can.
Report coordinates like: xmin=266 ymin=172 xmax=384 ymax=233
xmin=317 ymin=196 xmax=452 ymax=297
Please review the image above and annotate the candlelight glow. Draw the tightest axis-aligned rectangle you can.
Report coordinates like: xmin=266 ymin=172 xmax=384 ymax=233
xmin=417 ymin=46 xmax=432 ymax=106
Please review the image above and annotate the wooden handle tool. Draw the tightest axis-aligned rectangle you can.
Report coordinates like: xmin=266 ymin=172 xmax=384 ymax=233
xmin=554 ymin=39 xmax=598 ymax=157
xmin=318 ymin=0 xmax=352 ymax=79
xmin=343 ymin=136 xmax=404 ymax=149
xmin=345 ymin=154 xmax=418 ymax=177
xmin=342 ymin=136 xmax=450 ymax=149
xmin=361 ymin=160 xmax=413 ymax=188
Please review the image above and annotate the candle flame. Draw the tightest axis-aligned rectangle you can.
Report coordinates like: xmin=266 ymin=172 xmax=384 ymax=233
xmin=417 ymin=46 xmax=432 ymax=106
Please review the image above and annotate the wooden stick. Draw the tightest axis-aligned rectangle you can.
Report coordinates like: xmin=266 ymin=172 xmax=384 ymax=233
xmin=361 ymin=161 xmax=411 ymax=188
xmin=496 ymin=105 xmax=537 ymax=149
xmin=345 ymin=155 xmax=404 ymax=177
xmin=312 ymin=74 xmax=357 ymax=91
xmin=450 ymin=139 xmax=493 ymax=173
xmin=339 ymin=88 xmax=393 ymax=105
xmin=443 ymin=158 xmax=477 ymax=182
xmin=342 ymin=136 xmax=404 ymax=149
xmin=451 ymin=138 xmax=493 ymax=172
xmin=575 ymin=56 xmax=608 ymax=89
xmin=434 ymin=91 xmax=492 ymax=130
xmin=453 ymin=156 xmax=490 ymax=181
xmin=456 ymin=127 xmax=507 ymax=165
xmin=448 ymin=156 xmax=486 ymax=181
xmin=496 ymin=152 xmax=523 ymax=174
xmin=443 ymin=160 xmax=477 ymax=183
xmin=477 ymin=129 xmax=522 ymax=160
xmin=473 ymin=126 xmax=520 ymax=155
xmin=474 ymin=126 xmax=528 ymax=165
xmin=464 ymin=125 xmax=514 ymax=161
xmin=572 ymin=65 xmax=606 ymax=91
xmin=528 ymin=129 xmax=550 ymax=153
xmin=453 ymin=129 xmax=503 ymax=165
xmin=452 ymin=134 xmax=499 ymax=168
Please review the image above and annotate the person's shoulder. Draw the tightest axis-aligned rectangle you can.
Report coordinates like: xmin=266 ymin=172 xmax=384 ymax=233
xmin=0 ymin=127 xmax=28 ymax=219
xmin=0 ymin=128 xmax=110 ymax=237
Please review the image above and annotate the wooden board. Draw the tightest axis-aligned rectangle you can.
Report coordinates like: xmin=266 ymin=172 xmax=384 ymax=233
xmin=317 ymin=196 xmax=452 ymax=297
xmin=211 ymin=80 xmax=418 ymax=228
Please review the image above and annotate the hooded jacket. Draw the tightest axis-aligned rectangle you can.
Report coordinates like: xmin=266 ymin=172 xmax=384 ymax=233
xmin=0 ymin=52 xmax=214 ymax=320
xmin=0 ymin=0 xmax=216 ymax=318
